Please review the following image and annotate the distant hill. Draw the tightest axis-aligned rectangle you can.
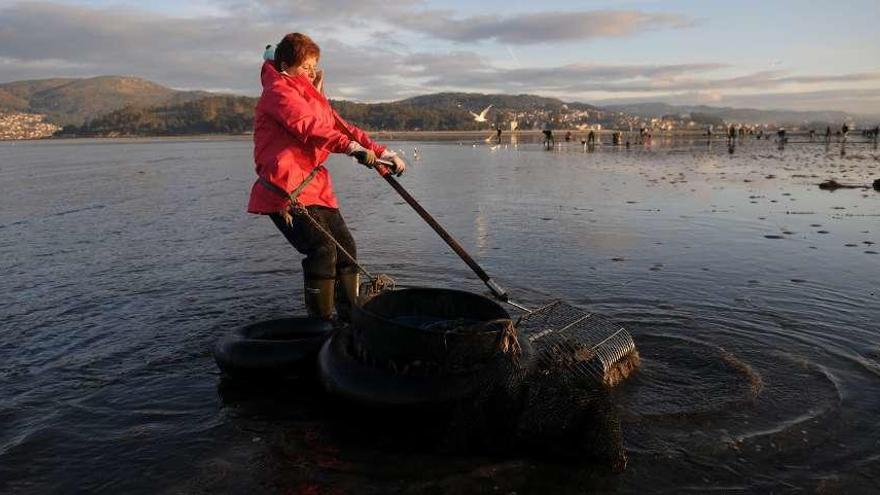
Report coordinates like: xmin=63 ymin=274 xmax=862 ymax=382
xmin=61 ymin=90 xmax=624 ymax=136
xmin=331 ymin=99 xmax=481 ymax=131
xmin=0 ymin=88 xmax=29 ymax=112
xmin=64 ymin=95 xmax=499 ymax=135
xmin=0 ymin=76 xmax=209 ymax=126
xmin=602 ymin=102 xmax=857 ymax=127
xmin=332 ymin=91 xmax=590 ymax=131
xmin=57 ymin=96 xmax=257 ymax=137
xmin=6 ymin=75 xmax=872 ymax=137
xmin=353 ymin=92 xmax=617 ymax=130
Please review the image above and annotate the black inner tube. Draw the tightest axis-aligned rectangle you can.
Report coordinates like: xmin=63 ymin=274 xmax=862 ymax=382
xmin=213 ymin=317 xmax=333 ymax=377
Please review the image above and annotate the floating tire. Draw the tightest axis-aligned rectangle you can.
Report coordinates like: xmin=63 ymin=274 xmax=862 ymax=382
xmin=213 ymin=317 xmax=333 ymax=378
xmin=317 ymin=326 xmax=532 ymax=408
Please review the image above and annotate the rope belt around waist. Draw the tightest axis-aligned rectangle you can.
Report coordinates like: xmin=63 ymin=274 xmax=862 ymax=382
xmin=258 ymin=164 xmax=323 ymax=207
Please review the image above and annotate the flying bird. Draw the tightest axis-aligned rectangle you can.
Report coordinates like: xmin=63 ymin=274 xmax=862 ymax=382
xmin=470 ymin=105 xmax=493 ymax=123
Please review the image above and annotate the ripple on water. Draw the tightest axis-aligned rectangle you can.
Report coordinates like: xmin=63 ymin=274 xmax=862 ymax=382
xmin=617 ymin=335 xmax=763 ymax=421
xmin=615 ymin=334 xmax=842 ymax=458
xmin=3 ymin=138 xmax=880 ymax=493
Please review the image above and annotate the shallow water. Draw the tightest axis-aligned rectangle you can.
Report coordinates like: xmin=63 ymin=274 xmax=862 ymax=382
xmin=1 ymin=135 xmax=878 ymax=493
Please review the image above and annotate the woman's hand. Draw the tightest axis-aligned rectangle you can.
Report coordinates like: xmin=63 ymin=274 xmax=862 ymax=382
xmin=381 ymin=150 xmax=407 ymax=177
xmin=353 ymin=149 xmax=377 ymax=167
xmin=313 ymin=69 xmax=324 ymax=94
xmin=347 ymin=142 xmax=376 ymax=167
xmin=389 ymin=155 xmax=407 ymax=177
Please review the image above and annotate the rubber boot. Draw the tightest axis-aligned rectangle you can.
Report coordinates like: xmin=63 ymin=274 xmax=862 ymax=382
xmin=335 ymin=272 xmax=360 ymax=323
xmin=304 ymin=278 xmax=335 ymax=321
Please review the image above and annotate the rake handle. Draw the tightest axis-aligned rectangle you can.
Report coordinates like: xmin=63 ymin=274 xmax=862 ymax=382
xmin=375 ymin=162 xmax=509 ymax=302
xmin=332 ymin=115 xmax=510 ymax=302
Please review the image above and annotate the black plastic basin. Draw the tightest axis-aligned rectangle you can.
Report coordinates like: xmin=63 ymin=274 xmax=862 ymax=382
xmin=350 ymin=287 xmax=511 ymax=367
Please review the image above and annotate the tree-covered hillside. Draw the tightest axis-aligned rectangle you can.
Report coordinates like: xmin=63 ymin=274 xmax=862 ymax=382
xmin=57 ymin=96 xmax=256 ymax=136
xmin=2 ymin=74 xmax=871 ymax=136
xmin=0 ymin=76 xmax=209 ymax=126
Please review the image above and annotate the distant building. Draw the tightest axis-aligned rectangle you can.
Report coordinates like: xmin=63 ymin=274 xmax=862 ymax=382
xmin=0 ymin=112 xmax=60 ymax=140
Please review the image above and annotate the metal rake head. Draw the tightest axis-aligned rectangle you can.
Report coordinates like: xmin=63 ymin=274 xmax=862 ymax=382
xmin=516 ymin=301 xmax=638 ymax=385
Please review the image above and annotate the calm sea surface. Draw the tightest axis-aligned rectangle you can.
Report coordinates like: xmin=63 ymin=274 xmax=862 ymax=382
xmin=1 ymin=135 xmax=878 ymax=493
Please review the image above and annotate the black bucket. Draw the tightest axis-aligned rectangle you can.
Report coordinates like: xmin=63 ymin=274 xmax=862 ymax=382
xmin=350 ymin=288 xmax=511 ymax=367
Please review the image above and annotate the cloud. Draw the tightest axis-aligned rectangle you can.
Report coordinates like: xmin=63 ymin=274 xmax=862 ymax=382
xmin=778 ymin=72 xmax=880 ymax=84
xmin=397 ymin=53 xmax=880 ymax=102
xmin=0 ymin=3 xmax=268 ymax=76
xmin=577 ymin=70 xmax=880 ymax=94
xmin=595 ymin=88 xmax=880 ymax=116
xmin=395 ymin=10 xmax=694 ymax=44
xmin=393 ymin=51 xmax=880 ymax=113
xmin=406 ymin=57 xmax=728 ymax=92
xmin=0 ymin=1 xmax=406 ymax=98
xmin=0 ymin=1 xmax=704 ymax=100
xmin=0 ymin=1 xmax=876 ymax=114
xmin=215 ymin=1 xmax=694 ymax=47
xmin=0 ymin=3 xmax=262 ymax=59
xmin=219 ymin=0 xmax=423 ymax=19
xmin=720 ymin=88 xmax=880 ymax=114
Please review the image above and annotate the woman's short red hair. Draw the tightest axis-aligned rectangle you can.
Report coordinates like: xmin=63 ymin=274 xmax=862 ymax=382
xmin=274 ymin=33 xmax=320 ymax=72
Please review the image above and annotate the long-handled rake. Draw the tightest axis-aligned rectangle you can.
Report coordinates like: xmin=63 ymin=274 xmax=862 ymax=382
xmin=335 ymin=118 xmax=639 ymax=386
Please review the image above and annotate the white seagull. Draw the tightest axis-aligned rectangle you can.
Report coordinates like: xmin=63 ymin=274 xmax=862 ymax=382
xmin=470 ymin=104 xmax=493 ymax=123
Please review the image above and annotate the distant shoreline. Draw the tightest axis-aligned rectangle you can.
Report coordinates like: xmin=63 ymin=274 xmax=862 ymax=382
xmin=6 ymin=128 xmax=867 ymax=144
xmin=5 ymin=128 xmax=718 ymax=143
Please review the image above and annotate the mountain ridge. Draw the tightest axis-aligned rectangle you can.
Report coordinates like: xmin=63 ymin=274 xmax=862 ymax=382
xmin=0 ymin=76 xmax=210 ymax=126
xmin=1 ymin=75 xmax=875 ymax=137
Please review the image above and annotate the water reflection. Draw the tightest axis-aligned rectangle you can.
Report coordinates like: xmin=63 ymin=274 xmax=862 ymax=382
xmin=1 ymin=136 xmax=878 ymax=493
xmin=473 ymin=208 xmax=489 ymax=254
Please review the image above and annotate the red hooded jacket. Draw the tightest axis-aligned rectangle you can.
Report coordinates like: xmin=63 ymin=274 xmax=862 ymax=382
xmin=247 ymin=61 xmax=386 ymax=213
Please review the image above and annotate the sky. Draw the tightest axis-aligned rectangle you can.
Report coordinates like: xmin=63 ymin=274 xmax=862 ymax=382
xmin=0 ymin=0 xmax=878 ymax=114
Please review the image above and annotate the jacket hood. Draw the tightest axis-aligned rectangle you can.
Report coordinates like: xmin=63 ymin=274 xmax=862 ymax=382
xmin=260 ymin=60 xmax=313 ymax=92
xmin=260 ymin=60 xmax=280 ymax=88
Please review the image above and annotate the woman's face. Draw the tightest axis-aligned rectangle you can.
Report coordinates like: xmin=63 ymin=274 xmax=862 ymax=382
xmin=293 ymin=56 xmax=319 ymax=82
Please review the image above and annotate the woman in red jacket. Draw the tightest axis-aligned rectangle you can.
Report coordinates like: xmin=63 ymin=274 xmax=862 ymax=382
xmin=248 ymin=33 xmax=406 ymax=321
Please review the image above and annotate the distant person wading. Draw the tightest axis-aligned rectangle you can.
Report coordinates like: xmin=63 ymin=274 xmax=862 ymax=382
xmin=247 ymin=33 xmax=406 ymax=321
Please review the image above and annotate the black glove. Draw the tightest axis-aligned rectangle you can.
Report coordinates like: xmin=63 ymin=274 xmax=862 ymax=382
xmin=351 ymin=149 xmax=376 ymax=168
